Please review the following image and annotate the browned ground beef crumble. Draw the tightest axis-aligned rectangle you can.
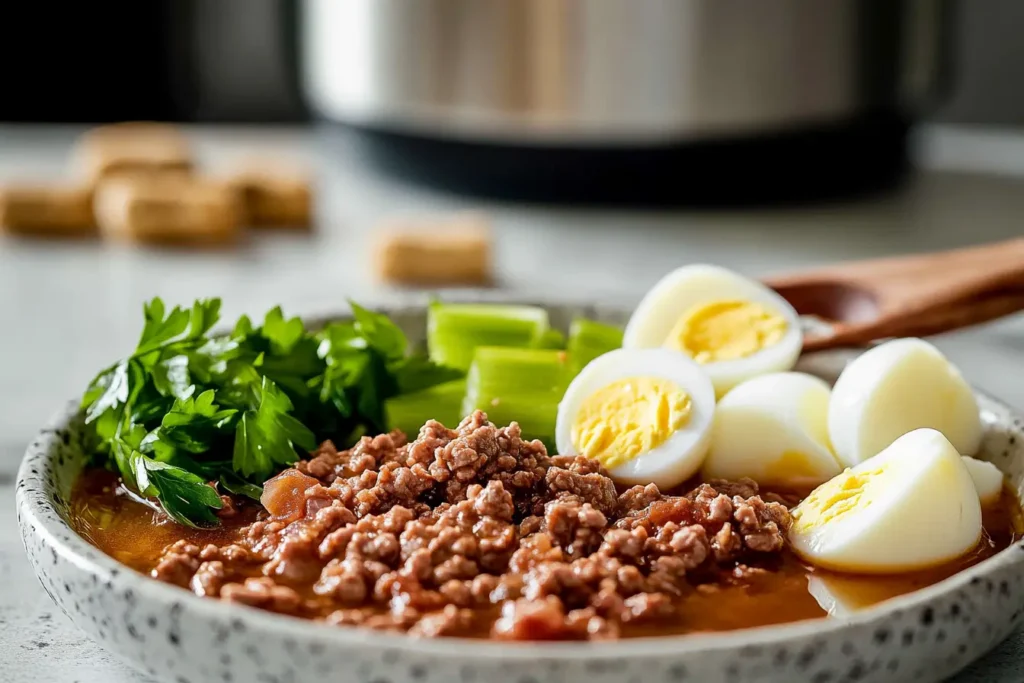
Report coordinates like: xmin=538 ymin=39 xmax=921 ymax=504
xmin=151 ymin=411 xmax=792 ymax=640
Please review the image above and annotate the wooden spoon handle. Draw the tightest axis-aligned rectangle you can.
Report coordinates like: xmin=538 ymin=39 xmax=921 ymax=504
xmin=801 ymin=288 xmax=1024 ymax=352
xmin=767 ymin=238 xmax=1024 ymax=351
xmin=769 ymin=238 xmax=1024 ymax=315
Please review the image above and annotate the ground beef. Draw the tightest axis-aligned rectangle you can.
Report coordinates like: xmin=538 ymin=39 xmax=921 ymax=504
xmin=151 ymin=540 xmax=202 ymax=588
xmin=221 ymin=577 xmax=303 ymax=615
xmin=150 ymin=411 xmax=792 ymax=640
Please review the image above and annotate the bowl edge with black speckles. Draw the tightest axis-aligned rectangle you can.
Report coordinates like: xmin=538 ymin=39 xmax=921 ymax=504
xmin=17 ymin=296 xmax=1024 ymax=683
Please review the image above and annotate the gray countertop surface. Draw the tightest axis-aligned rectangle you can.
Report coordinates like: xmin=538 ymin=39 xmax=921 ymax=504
xmin=1 ymin=124 xmax=1024 ymax=682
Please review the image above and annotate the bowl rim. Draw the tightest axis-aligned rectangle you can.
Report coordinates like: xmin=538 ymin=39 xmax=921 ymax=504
xmin=16 ymin=300 xmax=1024 ymax=661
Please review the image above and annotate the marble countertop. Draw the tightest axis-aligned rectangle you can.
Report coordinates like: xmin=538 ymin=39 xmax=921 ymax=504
xmin=2 ymin=124 xmax=1024 ymax=682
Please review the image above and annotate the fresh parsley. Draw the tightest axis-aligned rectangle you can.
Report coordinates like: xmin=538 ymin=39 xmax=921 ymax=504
xmin=81 ymin=298 xmax=461 ymax=528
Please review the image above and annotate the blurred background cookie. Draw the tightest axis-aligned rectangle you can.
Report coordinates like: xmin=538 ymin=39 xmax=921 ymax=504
xmin=93 ymin=175 xmax=241 ymax=247
xmin=374 ymin=213 xmax=492 ymax=287
xmin=0 ymin=184 xmax=95 ymax=237
xmin=223 ymin=163 xmax=312 ymax=229
xmin=72 ymin=122 xmax=194 ymax=184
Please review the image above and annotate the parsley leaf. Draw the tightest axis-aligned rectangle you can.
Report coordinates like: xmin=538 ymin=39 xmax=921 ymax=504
xmin=133 ymin=456 xmax=223 ymax=528
xmin=136 ymin=299 xmax=190 ymax=355
xmin=187 ymin=299 xmax=222 ymax=340
xmin=84 ymin=359 xmax=147 ymax=439
xmin=81 ymin=297 xmax=466 ymax=527
xmin=349 ymin=301 xmax=408 ymax=360
xmin=232 ymin=378 xmax=315 ymax=479
xmin=261 ymin=306 xmax=305 ymax=354
xmin=232 ymin=413 xmax=271 ymax=481
xmin=316 ymin=322 xmax=364 ymax=415
xmin=355 ymin=352 xmax=394 ymax=432
xmin=111 ymin=422 xmax=149 ymax=491
xmin=156 ymin=390 xmax=237 ymax=454
xmin=150 ymin=355 xmax=193 ymax=400
xmin=219 ymin=472 xmax=264 ymax=501
xmin=129 ymin=383 xmax=176 ymax=426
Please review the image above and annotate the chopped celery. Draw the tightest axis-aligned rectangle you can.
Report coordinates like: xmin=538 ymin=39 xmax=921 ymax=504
xmin=473 ymin=392 xmax=561 ymax=450
xmin=385 ymin=379 xmax=466 ymax=437
xmin=567 ymin=318 xmax=623 ymax=372
xmin=466 ymin=346 xmax=571 ymax=394
xmin=535 ymin=328 xmax=567 ymax=349
xmin=462 ymin=347 xmax=570 ymax=444
xmin=427 ymin=302 xmax=550 ymax=370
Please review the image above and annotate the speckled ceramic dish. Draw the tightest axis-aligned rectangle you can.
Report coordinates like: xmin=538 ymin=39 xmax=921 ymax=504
xmin=17 ymin=301 xmax=1024 ymax=683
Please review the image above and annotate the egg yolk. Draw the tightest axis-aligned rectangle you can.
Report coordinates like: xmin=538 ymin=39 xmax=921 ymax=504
xmin=664 ymin=300 xmax=787 ymax=363
xmin=792 ymin=466 xmax=888 ymax=532
xmin=763 ymin=451 xmax=827 ymax=483
xmin=760 ymin=392 xmax=838 ymax=483
xmin=570 ymin=377 xmax=691 ymax=469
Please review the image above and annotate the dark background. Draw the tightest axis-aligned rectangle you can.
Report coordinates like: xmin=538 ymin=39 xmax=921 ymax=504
xmin=1 ymin=0 xmax=1021 ymax=127
xmin=0 ymin=1 xmax=306 ymax=124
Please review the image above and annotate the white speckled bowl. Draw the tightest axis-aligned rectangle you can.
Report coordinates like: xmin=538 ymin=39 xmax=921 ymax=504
xmin=16 ymin=301 xmax=1024 ymax=683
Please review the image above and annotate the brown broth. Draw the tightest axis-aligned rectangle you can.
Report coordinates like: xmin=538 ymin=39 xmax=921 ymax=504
xmin=70 ymin=470 xmax=259 ymax=574
xmin=68 ymin=467 xmax=1023 ymax=637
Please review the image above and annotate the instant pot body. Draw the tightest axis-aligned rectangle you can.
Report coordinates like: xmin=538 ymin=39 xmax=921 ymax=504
xmin=301 ymin=0 xmax=951 ymax=204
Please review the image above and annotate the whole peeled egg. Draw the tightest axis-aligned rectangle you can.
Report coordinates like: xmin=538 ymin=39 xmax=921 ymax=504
xmin=828 ymin=337 xmax=982 ymax=467
xmin=623 ymin=264 xmax=803 ymax=397
xmin=962 ymin=456 xmax=1004 ymax=505
xmin=555 ymin=348 xmax=716 ymax=489
xmin=702 ymin=372 xmax=842 ymax=488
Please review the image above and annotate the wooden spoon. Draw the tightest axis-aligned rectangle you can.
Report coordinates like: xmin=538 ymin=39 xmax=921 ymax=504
xmin=764 ymin=238 xmax=1024 ymax=352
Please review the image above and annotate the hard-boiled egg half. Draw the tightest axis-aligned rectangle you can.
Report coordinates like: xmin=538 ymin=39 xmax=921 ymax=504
xmin=789 ymin=428 xmax=982 ymax=574
xmin=623 ymin=264 xmax=802 ymax=397
xmin=828 ymin=337 xmax=982 ymax=468
xmin=702 ymin=372 xmax=841 ymax=488
xmin=555 ymin=348 xmax=716 ymax=489
xmin=962 ymin=456 xmax=1004 ymax=506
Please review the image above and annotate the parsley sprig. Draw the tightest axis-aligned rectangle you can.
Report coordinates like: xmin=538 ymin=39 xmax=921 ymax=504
xmin=81 ymin=298 xmax=462 ymax=527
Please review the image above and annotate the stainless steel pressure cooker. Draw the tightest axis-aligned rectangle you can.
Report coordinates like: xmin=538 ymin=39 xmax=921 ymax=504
xmin=300 ymin=0 xmax=953 ymax=204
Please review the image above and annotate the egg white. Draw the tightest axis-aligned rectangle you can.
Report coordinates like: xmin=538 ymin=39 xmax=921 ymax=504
xmin=962 ymin=456 xmax=1004 ymax=505
xmin=806 ymin=575 xmax=892 ymax=618
xmin=555 ymin=348 xmax=716 ymax=489
xmin=622 ymin=264 xmax=803 ymax=397
xmin=828 ymin=338 xmax=982 ymax=467
xmin=789 ymin=428 xmax=982 ymax=574
xmin=702 ymin=372 xmax=841 ymax=487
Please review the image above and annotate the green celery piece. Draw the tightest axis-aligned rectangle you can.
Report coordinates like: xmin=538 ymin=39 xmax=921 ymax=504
xmin=567 ymin=318 xmax=623 ymax=372
xmin=466 ymin=346 xmax=571 ymax=395
xmin=465 ymin=390 xmax=561 ymax=450
xmin=462 ymin=346 xmax=570 ymax=444
xmin=427 ymin=303 xmax=550 ymax=370
xmin=385 ymin=379 xmax=467 ymax=437
xmin=535 ymin=328 xmax=566 ymax=350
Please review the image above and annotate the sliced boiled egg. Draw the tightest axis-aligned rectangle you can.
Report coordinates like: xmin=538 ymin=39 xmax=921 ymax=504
xmin=789 ymin=428 xmax=982 ymax=574
xmin=622 ymin=264 xmax=802 ymax=397
xmin=806 ymin=574 xmax=895 ymax=618
xmin=702 ymin=372 xmax=841 ymax=487
xmin=555 ymin=348 xmax=716 ymax=489
xmin=828 ymin=337 xmax=982 ymax=467
xmin=962 ymin=456 xmax=1004 ymax=506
